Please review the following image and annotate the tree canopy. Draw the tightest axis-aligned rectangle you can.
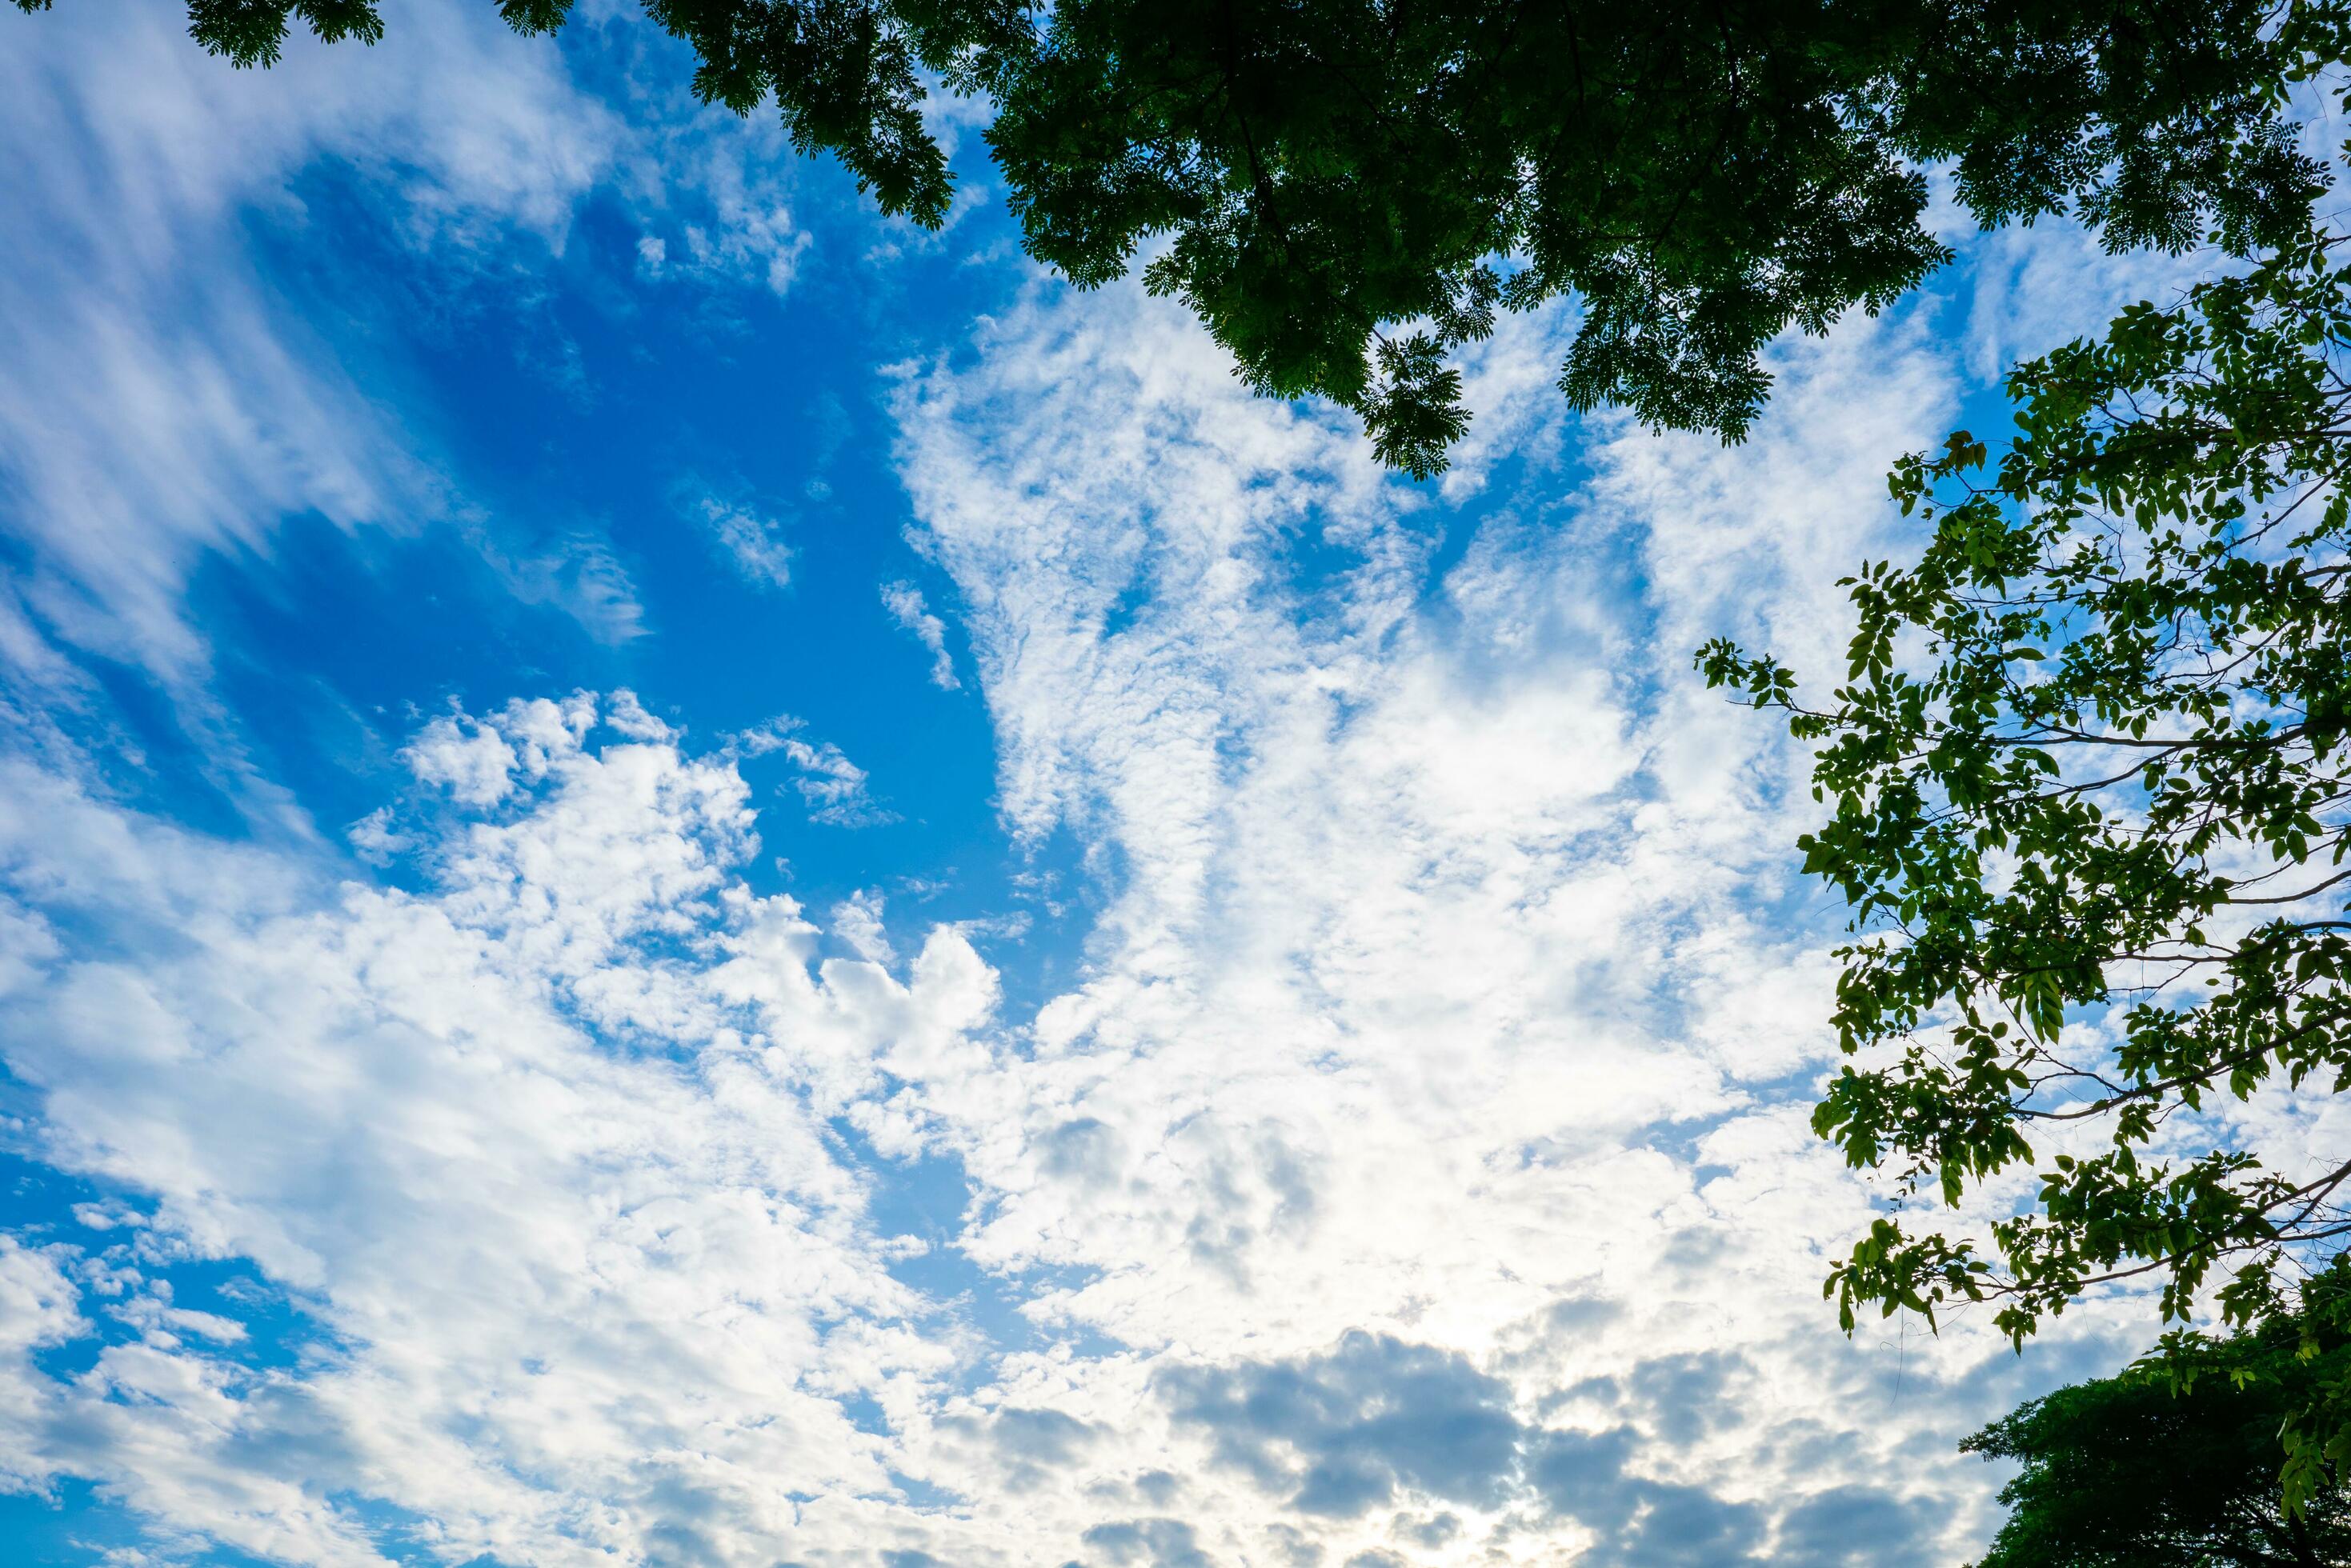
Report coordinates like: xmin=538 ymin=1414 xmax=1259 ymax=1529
xmin=19 ymin=0 xmax=2349 ymax=475
xmin=1964 ymin=1270 xmax=2351 ymax=1567
xmin=1702 ymin=226 xmax=2351 ymax=1504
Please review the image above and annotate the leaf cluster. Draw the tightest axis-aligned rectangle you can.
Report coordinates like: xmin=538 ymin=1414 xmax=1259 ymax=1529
xmin=1701 ymin=223 xmax=2351 ymax=1507
xmin=22 ymin=0 xmax=2350 ymax=475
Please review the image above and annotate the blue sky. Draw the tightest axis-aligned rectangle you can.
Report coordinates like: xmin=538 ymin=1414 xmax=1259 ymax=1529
xmin=0 ymin=5 xmax=2285 ymax=1566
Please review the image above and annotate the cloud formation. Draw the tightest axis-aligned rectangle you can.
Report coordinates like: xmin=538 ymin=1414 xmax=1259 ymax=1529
xmin=874 ymin=273 xmax=2157 ymax=1563
xmin=691 ymin=493 xmax=798 ymax=590
xmin=0 ymin=1 xmax=619 ymax=689
xmin=0 ymin=10 xmax=2271 ymax=1566
xmin=0 ymin=286 xmax=2061 ymax=1559
xmin=880 ymin=580 xmax=960 ymax=690
xmin=0 ymin=695 xmax=1000 ymax=1566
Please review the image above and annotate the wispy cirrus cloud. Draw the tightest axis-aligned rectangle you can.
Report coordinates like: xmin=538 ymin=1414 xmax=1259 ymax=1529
xmin=880 ymin=580 xmax=959 ymax=690
xmin=687 ymin=491 xmax=798 ymax=590
xmin=736 ymin=714 xmax=898 ymax=827
xmin=872 ymin=273 xmax=2153 ymax=1564
xmin=0 ymin=1 xmax=621 ymax=688
xmin=0 ymin=0 xmax=846 ymax=728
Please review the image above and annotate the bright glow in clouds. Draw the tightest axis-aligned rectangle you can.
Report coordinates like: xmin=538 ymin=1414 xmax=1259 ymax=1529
xmin=0 ymin=7 xmax=2261 ymax=1566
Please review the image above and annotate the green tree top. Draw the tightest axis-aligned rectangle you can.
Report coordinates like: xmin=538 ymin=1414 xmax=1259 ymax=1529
xmin=1702 ymin=223 xmax=2351 ymax=1506
xmin=1965 ymin=1269 xmax=2351 ymax=1566
xmin=21 ymin=0 xmax=2349 ymax=475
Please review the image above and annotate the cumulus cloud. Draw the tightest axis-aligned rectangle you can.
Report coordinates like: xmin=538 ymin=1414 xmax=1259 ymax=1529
xmin=0 ymin=695 xmax=1006 ymax=1565
xmin=1163 ymin=1334 xmax=1523 ymax=1518
xmin=831 ymin=888 xmax=898 ymax=965
xmin=1081 ymin=1517 xmax=1213 ymax=1567
xmin=403 ymin=710 xmax=522 ymax=806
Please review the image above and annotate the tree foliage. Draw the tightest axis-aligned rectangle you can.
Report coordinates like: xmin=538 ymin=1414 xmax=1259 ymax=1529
xmin=1964 ymin=1267 xmax=2351 ymax=1566
xmin=16 ymin=0 xmax=2349 ymax=475
xmin=1700 ymin=226 xmax=2351 ymax=1506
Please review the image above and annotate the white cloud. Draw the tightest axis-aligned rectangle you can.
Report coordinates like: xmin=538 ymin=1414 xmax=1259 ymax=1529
xmin=0 ymin=1 xmax=622 ymax=690
xmin=671 ymin=203 xmax=813 ymax=297
xmin=875 ymin=274 xmax=2161 ymax=1563
xmin=0 ymin=0 xmax=834 ymax=743
xmin=0 ymin=696 xmax=1008 ymax=1565
xmin=344 ymin=808 xmax=411 ymax=866
xmin=880 ymin=579 xmax=960 ymax=689
xmin=622 ymin=102 xmax=816 ymax=298
xmin=737 ymin=715 xmax=897 ymax=828
xmin=403 ymin=712 xmax=521 ymax=806
xmin=0 ymin=1237 xmax=84 ymax=1496
xmin=830 ymin=889 xmax=898 ymax=966
xmin=688 ymin=494 xmax=796 ymax=590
